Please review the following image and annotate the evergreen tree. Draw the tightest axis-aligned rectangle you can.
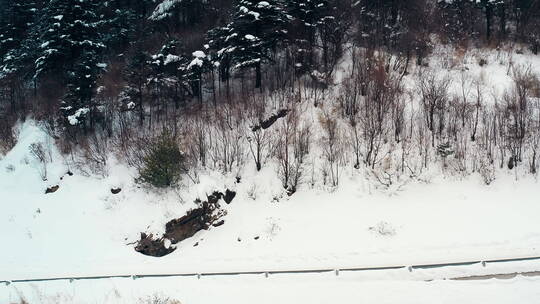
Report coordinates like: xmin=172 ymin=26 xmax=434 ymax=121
xmin=99 ymin=2 xmax=139 ymax=53
xmin=34 ymin=0 xmax=105 ymax=128
xmin=286 ymin=0 xmax=330 ymax=72
xmin=151 ymin=0 xmax=207 ymax=25
xmin=218 ymin=0 xmax=289 ymax=88
xmin=0 ymin=0 xmax=38 ymax=112
xmin=0 ymin=0 xmax=38 ymax=79
xmin=207 ymin=26 xmax=234 ymax=83
xmin=123 ymin=50 xmax=151 ymax=125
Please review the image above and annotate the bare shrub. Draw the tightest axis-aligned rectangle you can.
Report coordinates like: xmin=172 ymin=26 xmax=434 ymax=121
xmin=319 ymin=108 xmax=345 ymax=187
xmin=247 ymin=94 xmax=274 ymax=171
xmin=80 ymin=132 xmax=110 ymax=176
xmin=139 ymin=294 xmax=182 ymax=304
xmin=417 ymin=70 xmax=451 ymax=147
xmin=348 ymin=57 xmax=403 ymax=168
xmin=183 ymin=111 xmax=210 ymax=169
xmin=275 ymin=105 xmax=311 ymax=194
xmin=478 ymin=155 xmax=496 ymax=185
xmin=208 ymin=101 xmax=246 ymax=173
xmin=501 ymin=66 xmax=536 ymax=167
xmin=29 ymin=142 xmax=52 ymax=181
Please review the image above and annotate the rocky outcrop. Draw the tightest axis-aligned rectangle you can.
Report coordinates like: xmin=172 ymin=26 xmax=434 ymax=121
xmin=251 ymin=109 xmax=289 ymax=132
xmin=45 ymin=185 xmax=59 ymax=194
xmin=134 ymin=233 xmax=175 ymax=257
xmin=135 ymin=189 xmax=235 ymax=257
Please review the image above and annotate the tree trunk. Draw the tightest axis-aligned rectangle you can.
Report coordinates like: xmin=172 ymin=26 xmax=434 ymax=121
xmin=485 ymin=3 xmax=492 ymax=41
xmin=255 ymin=63 xmax=262 ymax=89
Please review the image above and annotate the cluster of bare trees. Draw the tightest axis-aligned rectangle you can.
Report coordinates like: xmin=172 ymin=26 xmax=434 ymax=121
xmin=334 ymin=50 xmax=540 ymax=187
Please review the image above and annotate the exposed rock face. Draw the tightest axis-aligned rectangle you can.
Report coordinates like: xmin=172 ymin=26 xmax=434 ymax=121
xmin=111 ymin=188 xmax=122 ymax=194
xmin=45 ymin=185 xmax=59 ymax=194
xmin=134 ymin=233 xmax=176 ymax=257
xmin=164 ymin=193 xmax=226 ymax=244
xmin=251 ymin=109 xmax=289 ymax=132
xmin=135 ymin=189 xmax=236 ymax=257
xmin=223 ymin=189 xmax=236 ymax=204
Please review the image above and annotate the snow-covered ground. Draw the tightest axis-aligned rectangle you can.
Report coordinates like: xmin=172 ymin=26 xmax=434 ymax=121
xmin=2 ymin=45 xmax=540 ymax=302
xmin=3 ymin=271 xmax=540 ymax=304
xmin=1 ymin=120 xmax=539 ymax=281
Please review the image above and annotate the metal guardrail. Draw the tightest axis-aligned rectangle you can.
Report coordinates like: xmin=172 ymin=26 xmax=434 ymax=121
xmin=2 ymin=255 xmax=540 ymax=286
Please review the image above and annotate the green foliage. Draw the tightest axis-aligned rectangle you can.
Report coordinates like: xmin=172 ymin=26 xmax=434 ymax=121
xmin=138 ymin=131 xmax=186 ymax=188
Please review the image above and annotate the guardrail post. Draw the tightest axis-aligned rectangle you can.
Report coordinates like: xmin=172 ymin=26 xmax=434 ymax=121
xmin=482 ymin=261 xmax=486 ymax=267
xmin=408 ymin=266 xmax=413 ymax=272
xmin=264 ymin=272 xmax=269 ymax=278
xmin=335 ymin=269 xmax=340 ymax=276
xmin=69 ymin=278 xmax=74 ymax=283
xmin=197 ymin=274 xmax=201 ymax=279
xmin=132 ymin=275 xmax=137 ymax=280
xmin=5 ymin=281 xmax=10 ymax=286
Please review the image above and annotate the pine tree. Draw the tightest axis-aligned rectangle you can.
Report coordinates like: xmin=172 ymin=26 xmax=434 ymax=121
xmin=207 ymin=26 xmax=233 ymax=83
xmin=34 ymin=0 xmax=106 ymax=128
xmin=99 ymin=3 xmax=138 ymax=53
xmin=151 ymin=0 xmax=207 ymax=26
xmin=218 ymin=0 xmax=289 ymax=88
xmin=123 ymin=50 xmax=151 ymax=125
xmin=0 ymin=0 xmax=38 ymax=79
xmin=184 ymin=49 xmax=211 ymax=101
xmin=286 ymin=0 xmax=329 ymax=72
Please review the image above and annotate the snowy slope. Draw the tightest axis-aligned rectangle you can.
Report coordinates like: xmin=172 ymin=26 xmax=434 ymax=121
xmin=1 ymin=120 xmax=540 ymax=283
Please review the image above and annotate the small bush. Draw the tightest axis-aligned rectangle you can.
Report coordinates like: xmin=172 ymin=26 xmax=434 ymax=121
xmin=138 ymin=131 xmax=186 ymax=188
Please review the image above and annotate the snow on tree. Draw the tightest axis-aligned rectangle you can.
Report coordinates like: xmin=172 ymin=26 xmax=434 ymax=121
xmin=214 ymin=0 xmax=289 ymax=88
xmin=0 ymin=0 xmax=38 ymax=79
xmin=33 ymin=0 xmax=106 ymax=129
xmin=285 ymin=0 xmax=330 ymax=72
xmin=150 ymin=0 xmax=207 ymax=25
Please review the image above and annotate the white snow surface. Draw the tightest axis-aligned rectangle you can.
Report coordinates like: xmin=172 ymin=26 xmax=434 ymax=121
xmin=2 ymin=271 xmax=540 ymax=304
xmin=1 ymin=121 xmax=540 ymax=283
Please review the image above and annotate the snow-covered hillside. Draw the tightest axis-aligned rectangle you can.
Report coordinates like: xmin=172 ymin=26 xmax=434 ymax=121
xmin=1 ymin=117 xmax=540 ymax=289
xmin=2 ymin=44 xmax=540 ymax=302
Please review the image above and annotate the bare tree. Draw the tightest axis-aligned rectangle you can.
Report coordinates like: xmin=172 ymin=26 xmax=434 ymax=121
xmin=418 ymin=70 xmax=451 ymax=147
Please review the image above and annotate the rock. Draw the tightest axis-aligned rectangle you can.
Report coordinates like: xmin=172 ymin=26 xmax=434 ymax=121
xmin=207 ymin=191 xmax=223 ymax=205
xmin=164 ymin=196 xmax=225 ymax=244
xmin=254 ymin=236 xmax=260 ymax=240
xmin=45 ymin=185 xmax=59 ymax=194
xmin=136 ymin=190 xmax=228 ymax=257
xmin=251 ymin=109 xmax=289 ymax=132
xmin=223 ymin=189 xmax=236 ymax=204
xmin=111 ymin=188 xmax=122 ymax=194
xmin=508 ymin=156 xmax=515 ymax=170
xmin=134 ymin=233 xmax=176 ymax=257
xmin=213 ymin=220 xmax=225 ymax=227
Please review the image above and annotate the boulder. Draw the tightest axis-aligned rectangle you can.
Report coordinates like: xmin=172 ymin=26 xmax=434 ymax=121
xmin=45 ymin=185 xmax=59 ymax=194
xmin=134 ymin=233 xmax=176 ymax=257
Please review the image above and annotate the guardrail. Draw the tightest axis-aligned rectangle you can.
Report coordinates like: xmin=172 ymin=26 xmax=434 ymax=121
xmin=2 ymin=255 xmax=540 ymax=286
